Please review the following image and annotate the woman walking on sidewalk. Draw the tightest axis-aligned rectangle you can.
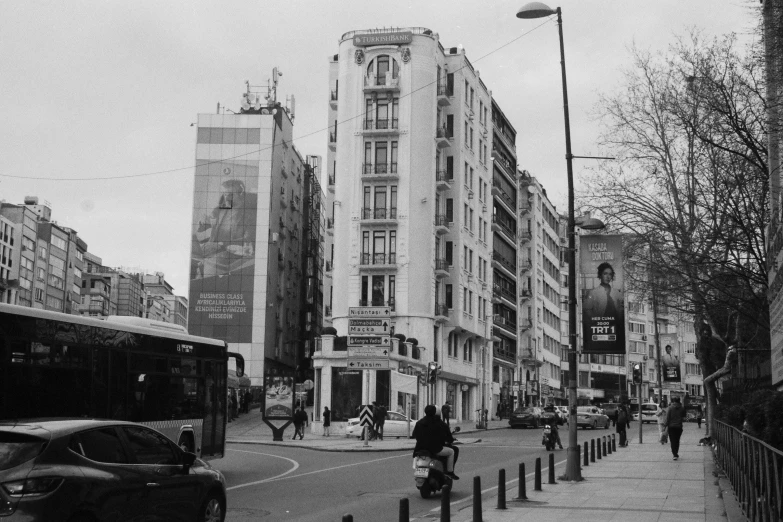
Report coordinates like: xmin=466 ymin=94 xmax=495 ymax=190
xmin=656 ymin=401 xmax=668 ymax=444
xmin=664 ymin=397 xmax=686 ymax=460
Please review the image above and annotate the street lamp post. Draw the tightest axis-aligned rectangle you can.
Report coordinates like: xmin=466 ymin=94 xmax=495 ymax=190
xmin=517 ymin=2 xmax=605 ymax=481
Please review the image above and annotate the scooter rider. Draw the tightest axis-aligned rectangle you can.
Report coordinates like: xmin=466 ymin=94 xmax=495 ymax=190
xmin=543 ymin=404 xmax=564 ymax=450
xmin=412 ymin=405 xmax=459 ymax=480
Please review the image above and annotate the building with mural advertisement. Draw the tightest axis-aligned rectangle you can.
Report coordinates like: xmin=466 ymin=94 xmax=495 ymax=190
xmin=188 ymin=84 xmax=322 ymax=390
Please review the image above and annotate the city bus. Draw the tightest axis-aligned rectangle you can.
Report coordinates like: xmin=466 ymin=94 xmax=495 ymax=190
xmin=0 ymin=303 xmax=244 ymax=459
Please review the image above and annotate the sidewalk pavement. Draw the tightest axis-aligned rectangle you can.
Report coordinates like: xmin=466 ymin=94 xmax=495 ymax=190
xmin=226 ymin=406 xmax=508 ymax=451
xmin=448 ymin=428 xmax=740 ymax=522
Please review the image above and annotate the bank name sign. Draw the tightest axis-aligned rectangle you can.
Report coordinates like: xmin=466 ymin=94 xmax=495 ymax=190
xmin=354 ymin=31 xmax=413 ymax=47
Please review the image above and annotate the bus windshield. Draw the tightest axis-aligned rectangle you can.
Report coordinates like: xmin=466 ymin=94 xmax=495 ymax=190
xmin=0 ymin=303 xmax=236 ymax=459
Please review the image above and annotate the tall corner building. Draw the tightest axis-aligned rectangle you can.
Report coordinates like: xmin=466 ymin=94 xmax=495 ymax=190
xmin=318 ymin=28 xmax=519 ymax=423
xmin=188 ymin=92 xmax=322 ymax=387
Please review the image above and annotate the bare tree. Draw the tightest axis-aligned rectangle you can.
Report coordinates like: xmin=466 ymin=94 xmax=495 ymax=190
xmin=582 ymin=31 xmax=769 ymax=438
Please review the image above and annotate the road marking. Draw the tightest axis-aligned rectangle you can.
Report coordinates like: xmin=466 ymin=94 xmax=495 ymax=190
xmin=226 ymin=450 xmax=406 ymax=491
xmin=225 ymin=449 xmax=300 ymax=491
xmin=422 ymin=457 xmax=569 ymax=518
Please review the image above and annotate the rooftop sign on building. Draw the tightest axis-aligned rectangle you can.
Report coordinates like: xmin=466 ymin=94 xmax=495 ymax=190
xmin=354 ymin=31 xmax=413 ymax=47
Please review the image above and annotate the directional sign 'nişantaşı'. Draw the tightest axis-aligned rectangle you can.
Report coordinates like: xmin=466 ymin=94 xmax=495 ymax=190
xmin=349 ymin=306 xmax=390 ymax=318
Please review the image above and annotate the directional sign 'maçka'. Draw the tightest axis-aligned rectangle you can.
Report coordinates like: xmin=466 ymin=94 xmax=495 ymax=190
xmin=348 ymin=319 xmax=390 ymax=335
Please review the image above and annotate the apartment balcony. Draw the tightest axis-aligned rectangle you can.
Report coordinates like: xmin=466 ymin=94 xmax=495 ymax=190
xmin=492 ymin=180 xmax=516 ymax=211
xmin=434 ymin=214 xmax=451 ymax=234
xmin=434 ymin=303 xmax=449 ymax=322
xmin=491 ymin=215 xmax=516 ymax=244
xmin=518 ymin=258 xmax=533 ymax=275
xmin=361 ymin=162 xmax=399 ymax=182
xmin=518 ymin=230 xmax=532 ymax=243
xmin=519 ymin=202 xmax=531 ymax=216
xmin=437 ymin=83 xmax=453 ymax=106
xmin=491 ymin=250 xmax=516 ymax=277
xmin=277 ymin=252 xmax=285 ymax=267
xmin=328 ymin=174 xmax=335 ymax=192
xmin=435 ymin=258 xmax=449 ymax=278
xmin=328 ymin=131 xmax=337 ymax=151
xmin=329 ymin=90 xmax=338 ymax=109
xmin=324 ymin=261 xmax=332 ymax=274
xmin=493 ymin=282 xmax=517 ymax=306
xmin=362 ymin=118 xmax=400 ymax=136
xmin=360 ymin=207 xmax=398 ymax=226
xmin=359 ymin=298 xmax=396 ymax=312
xmin=325 ymin=305 xmax=332 ymax=318
xmin=435 ymin=127 xmax=454 ymax=148
xmin=359 ymin=253 xmax=397 ymax=271
xmin=494 ymin=315 xmax=517 ymax=334
xmin=518 ymin=319 xmax=533 ymax=333
xmin=519 ymin=347 xmax=543 ymax=367
xmin=519 ymin=288 xmax=532 ymax=301
xmin=326 ymin=218 xmax=334 ymax=236
xmin=364 ymin=72 xmax=401 ymax=92
xmin=436 ymin=169 xmax=453 ymax=191
xmin=492 ymin=152 xmax=516 ymax=181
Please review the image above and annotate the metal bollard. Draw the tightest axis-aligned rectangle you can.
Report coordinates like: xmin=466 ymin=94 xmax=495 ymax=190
xmin=516 ymin=463 xmax=528 ymax=500
xmin=612 ymin=434 xmax=617 ymax=452
xmin=596 ymin=439 xmax=602 ymax=460
xmin=584 ymin=441 xmax=589 ymax=466
xmin=441 ymin=485 xmax=451 ymax=521
xmin=602 ymin=438 xmax=607 ymax=457
xmin=591 ymin=439 xmax=596 ymax=462
xmin=534 ymin=457 xmax=542 ymax=491
xmin=399 ymin=498 xmax=409 ymax=522
xmin=607 ymin=436 xmax=612 ymax=455
xmin=497 ymin=469 xmax=506 ymax=510
xmin=342 ymin=516 xmax=353 ymax=522
xmin=472 ymin=476 xmax=483 ymax=522
xmin=548 ymin=453 xmax=557 ymax=484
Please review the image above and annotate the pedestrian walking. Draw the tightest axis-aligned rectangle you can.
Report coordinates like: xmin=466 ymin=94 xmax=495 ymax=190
xmin=616 ymin=402 xmax=630 ymax=447
xmin=322 ymin=406 xmax=331 ymax=436
xmin=244 ymin=390 xmax=252 ymax=414
xmin=292 ymin=404 xmax=308 ymax=440
xmin=696 ymin=409 xmax=703 ymax=429
xmin=441 ymin=401 xmax=452 ymax=427
xmin=373 ymin=401 xmax=387 ymax=440
xmin=664 ymin=397 xmax=686 ymax=460
xmin=656 ymin=401 xmax=668 ymax=444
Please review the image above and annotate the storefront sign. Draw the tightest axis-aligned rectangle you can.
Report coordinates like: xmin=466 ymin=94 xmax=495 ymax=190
xmin=354 ymin=31 xmax=413 ymax=47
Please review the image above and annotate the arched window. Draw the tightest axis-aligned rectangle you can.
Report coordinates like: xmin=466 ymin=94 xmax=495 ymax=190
xmin=367 ymin=55 xmax=399 ymax=84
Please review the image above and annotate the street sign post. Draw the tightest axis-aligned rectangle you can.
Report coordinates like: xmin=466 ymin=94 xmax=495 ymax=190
xmin=348 ymin=347 xmax=390 ymax=358
xmin=349 ymin=306 xmax=391 ymax=318
xmin=348 ymin=319 xmax=391 ymax=335
xmin=348 ymin=359 xmax=390 ymax=369
xmin=348 ymin=335 xmax=390 ymax=347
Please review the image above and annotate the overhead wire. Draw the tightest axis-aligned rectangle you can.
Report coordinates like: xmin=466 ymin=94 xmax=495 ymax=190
xmin=0 ymin=17 xmax=555 ymax=182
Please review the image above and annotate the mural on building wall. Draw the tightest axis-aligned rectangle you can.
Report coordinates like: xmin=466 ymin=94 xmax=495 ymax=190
xmin=580 ymin=234 xmax=626 ymax=354
xmin=189 ymin=159 xmax=258 ymax=343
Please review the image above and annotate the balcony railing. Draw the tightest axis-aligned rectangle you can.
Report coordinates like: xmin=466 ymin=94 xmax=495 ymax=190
xmin=328 ymin=174 xmax=335 ymax=186
xmin=518 ymin=230 xmax=532 ymax=241
xmin=437 ymin=83 xmax=454 ymax=97
xmin=327 ymin=218 xmax=334 ymax=229
xmin=359 ymin=298 xmax=396 ymax=311
xmin=493 ymin=282 xmax=516 ymax=302
xmin=436 ymin=127 xmax=454 ymax=139
xmin=361 ymin=207 xmax=398 ymax=220
xmin=329 ymin=131 xmax=337 ymax=143
xmin=492 ymin=215 xmax=516 ymax=239
xmin=325 ymin=261 xmax=332 ymax=272
xmin=492 ymin=251 xmax=516 ymax=273
xmin=362 ymin=163 xmax=399 ymax=175
xmin=434 ymin=303 xmax=448 ymax=317
xmin=360 ymin=253 xmax=397 ymax=265
xmin=330 ymin=90 xmax=338 ymax=102
xmin=494 ymin=315 xmax=517 ymax=332
xmin=362 ymin=118 xmax=399 ymax=131
xmin=435 ymin=258 xmax=449 ymax=272
xmin=325 ymin=305 xmax=332 ymax=317
xmin=364 ymin=73 xmax=400 ymax=89
xmin=434 ymin=214 xmax=451 ymax=229
xmin=436 ymin=169 xmax=453 ymax=184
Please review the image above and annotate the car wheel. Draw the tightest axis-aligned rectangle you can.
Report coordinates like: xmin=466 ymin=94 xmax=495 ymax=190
xmin=199 ymin=492 xmax=225 ymax=522
xmin=420 ymin=482 xmax=432 ymax=499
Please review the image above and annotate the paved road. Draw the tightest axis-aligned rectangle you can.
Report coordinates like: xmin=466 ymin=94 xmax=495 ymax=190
xmin=213 ymin=423 xmax=660 ymax=521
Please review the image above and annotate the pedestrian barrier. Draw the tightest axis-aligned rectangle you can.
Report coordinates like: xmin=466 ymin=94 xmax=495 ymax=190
xmin=548 ymin=453 xmax=557 ymax=484
xmin=473 ymin=476 xmax=483 ymax=522
xmin=584 ymin=441 xmax=589 ymax=466
xmin=516 ymin=463 xmax=528 ymax=500
xmin=612 ymin=434 xmax=617 ymax=452
xmin=713 ymin=420 xmax=783 ymax=522
xmin=591 ymin=438 xmax=596 ymax=462
xmin=441 ymin=484 xmax=451 ymax=521
xmin=398 ymin=498 xmax=408 ymax=522
xmin=534 ymin=457 xmax=542 ymax=490
xmin=602 ymin=438 xmax=607 ymax=457
xmin=596 ymin=439 xmax=602 ymax=460
xmin=497 ymin=469 xmax=506 ymax=509
xmin=607 ymin=436 xmax=612 ymax=454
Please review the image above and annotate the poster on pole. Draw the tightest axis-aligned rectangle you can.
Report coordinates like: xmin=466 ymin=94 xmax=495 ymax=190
xmin=580 ymin=234 xmax=625 ymax=354
xmin=659 ymin=333 xmax=682 ymax=382
xmin=263 ymin=367 xmax=295 ymax=420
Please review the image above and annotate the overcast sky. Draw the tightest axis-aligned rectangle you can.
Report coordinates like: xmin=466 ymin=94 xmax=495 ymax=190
xmin=0 ymin=0 xmax=760 ymax=296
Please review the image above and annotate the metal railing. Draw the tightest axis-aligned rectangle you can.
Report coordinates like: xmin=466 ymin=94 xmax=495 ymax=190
xmin=362 ymin=162 xmax=399 ymax=175
xmin=363 ymin=118 xmax=399 ymax=131
xmin=436 ymin=127 xmax=453 ymax=139
xmin=713 ymin=420 xmax=783 ymax=522
xmin=437 ymin=83 xmax=454 ymax=97
xmin=360 ymin=207 xmax=398 ymax=220
xmin=435 ymin=169 xmax=453 ymax=183
xmin=434 ymin=303 xmax=449 ymax=317
xmin=435 ymin=258 xmax=449 ymax=271
xmin=359 ymin=253 xmax=396 ymax=265
xmin=434 ymin=214 xmax=451 ymax=228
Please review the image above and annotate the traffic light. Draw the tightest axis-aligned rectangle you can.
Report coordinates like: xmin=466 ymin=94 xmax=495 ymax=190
xmin=427 ymin=362 xmax=438 ymax=383
xmin=632 ymin=363 xmax=642 ymax=385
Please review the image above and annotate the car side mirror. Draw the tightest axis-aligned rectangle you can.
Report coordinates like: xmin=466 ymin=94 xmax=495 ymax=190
xmin=182 ymin=451 xmax=197 ymax=472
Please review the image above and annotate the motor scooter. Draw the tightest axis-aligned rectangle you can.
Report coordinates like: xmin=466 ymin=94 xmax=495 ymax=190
xmin=542 ymin=424 xmax=557 ymax=451
xmin=413 ymin=427 xmax=460 ymax=498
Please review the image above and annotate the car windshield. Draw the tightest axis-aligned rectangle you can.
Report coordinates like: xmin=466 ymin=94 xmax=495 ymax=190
xmin=0 ymin=432 xmax=47 ymax=471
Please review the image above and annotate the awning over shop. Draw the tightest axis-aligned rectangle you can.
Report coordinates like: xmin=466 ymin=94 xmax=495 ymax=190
xmin=392 ymin=371 xmax=418 ymax=395
xmin=439 ymin=371 xmax=478 ymax=385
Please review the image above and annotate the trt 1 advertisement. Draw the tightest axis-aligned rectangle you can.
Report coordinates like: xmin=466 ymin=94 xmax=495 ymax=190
xmin=659 ymin=333 xmax=682 ymax=382
xmin=580 ymin=235 xmax=625 ymax=354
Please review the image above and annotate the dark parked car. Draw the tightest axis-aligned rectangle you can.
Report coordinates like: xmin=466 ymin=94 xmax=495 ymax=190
xmin=0 ymin=419 xmax=226 ymax=521
xmin=601 ymin=402 xmax=620 ymax=423
xmin=508 ymin=407 xmax=542 ymax=428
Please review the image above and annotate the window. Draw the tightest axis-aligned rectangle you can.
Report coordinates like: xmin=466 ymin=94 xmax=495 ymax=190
xmin=23 ymin=237 xmax=35 ymax=251
xmin=50 ymin=235 xmax=67 ymax=251
xmin=38 ymin=246 xmax=47 ymax=260
xmin=446 ymin=284 xmax=453 ymax=309
xmin=36 ymin=267 xmax=46 ymax=281
xmin=122 ymin=426 xmax=178 ymax=465
xmin=628 ymin=322 xmax=646 ymax=334
xmin=71 ymin=428 xmax=128 ymax=464
xmin=445 ymin=241 xmax=453 ymax=265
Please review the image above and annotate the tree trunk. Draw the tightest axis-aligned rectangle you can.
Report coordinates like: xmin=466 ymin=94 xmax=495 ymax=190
xmin=702 ymin=344 xmax=737 ymax=439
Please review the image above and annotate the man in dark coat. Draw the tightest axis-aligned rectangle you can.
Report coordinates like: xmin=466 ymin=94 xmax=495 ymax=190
xmin=411 ymin=405 xmax=459 ymax=479
xmin=292 ymin=405 xmax=308 ymax=440
xmin=664 ymin=397 xmax=686 ymax=460
xmin=616 ymin=402 xmax=631 ymax=447
xmin=373 ymin=401 xmax=387 ymax=440
xmin=441 ymin=401 xmax=452 ymax=427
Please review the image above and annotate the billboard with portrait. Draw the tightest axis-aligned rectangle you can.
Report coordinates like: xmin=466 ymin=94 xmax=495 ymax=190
xmin=263 ymin=367 xmax=295 ymax=420
xmin=188 ymin=159 xmax=258 ymax=343
xmin=659 ymin=333 xmax=682 ymax=382
xmin=580 ymin=234 xmax=625 ymax=354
